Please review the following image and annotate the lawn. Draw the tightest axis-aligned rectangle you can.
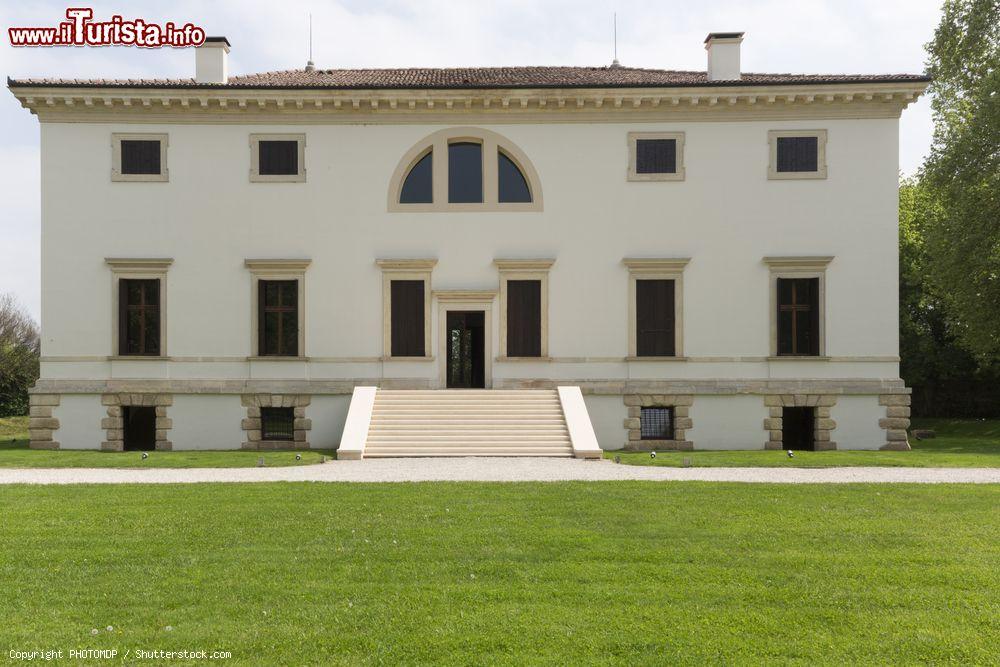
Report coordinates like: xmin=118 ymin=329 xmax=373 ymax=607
xmin=0 ymin=416 xmax=333 ymax=468
xmin=609 ymin=418 xmax=1000 ymax=468
xmin=0 ymin=483 xmax=996 ymax=664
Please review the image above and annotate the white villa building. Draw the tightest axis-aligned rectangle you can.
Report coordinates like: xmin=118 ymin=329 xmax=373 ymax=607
xmin=9 ymin=33 xmax=928 ymax=456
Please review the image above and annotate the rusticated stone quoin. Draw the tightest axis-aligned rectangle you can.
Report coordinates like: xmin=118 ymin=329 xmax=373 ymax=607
xmin=241 ymin=394 xmax=312 ymax=450
xmin=622 ymin=394 xmax=694 ymax=451
xmin=763 ymin=394 xmax=838 ymax=450
xmin=100 ymin=393 xmax=173 ymax=451
xmin=28 ymin=393 xmax=61 ymax=449
xmin=878 ymin=393 xmax=912 ymax=450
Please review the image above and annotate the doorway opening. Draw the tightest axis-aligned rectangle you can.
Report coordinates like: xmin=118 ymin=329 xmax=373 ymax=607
xmin=446 ymin=310 xmax=485 ymax=388
xmin=782 ymin=406 xmax=815 ymax=451
xmin=123 ymin=406 xmax=156 ymax=451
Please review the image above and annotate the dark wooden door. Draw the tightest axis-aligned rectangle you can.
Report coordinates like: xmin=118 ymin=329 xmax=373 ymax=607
xmin=446 ymin=311 xmax=485 ymax=388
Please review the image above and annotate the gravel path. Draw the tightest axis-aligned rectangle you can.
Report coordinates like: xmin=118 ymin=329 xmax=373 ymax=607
xmin=0 ymin=458 xmax=998 ymax=484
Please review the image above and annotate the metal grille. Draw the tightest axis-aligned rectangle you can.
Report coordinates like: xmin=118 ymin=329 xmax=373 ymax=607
xmin=261 ymin=407 xmax=294 ymax=441
xmin=636 ymin=139 xmax=676 ymax=174
xmin=640 ymin=407 xmax=674 ymax=440
xmin=121 ymin=140 xmax=161 ymax=175
xmin=776 ymin=136 xmax=818 ymax=172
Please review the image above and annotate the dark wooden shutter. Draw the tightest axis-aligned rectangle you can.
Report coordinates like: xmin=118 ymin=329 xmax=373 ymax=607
xmin=777 ymin=277 xmax=820 ymax=355
xmin=259 ymin=140 xmax=299 ymax=175
xmin=776 ymin=137 xmax=818 ymax=172
xmin=635 ymin=139 xmax=676 ymax=174
xmin=636 ymin=279 xmax=675 ymax=356
xmin=258 ymin=280 xmax=267 ymax=355
xmin=118 ymin=279 xmax=128 ymax=355
xmin=507 ymin=280 xmax=541 ymax=357
xmin=391 ymin=280 xmax=425 ymax=357
xmin=120 ymin=140 xmax=161 ymax=175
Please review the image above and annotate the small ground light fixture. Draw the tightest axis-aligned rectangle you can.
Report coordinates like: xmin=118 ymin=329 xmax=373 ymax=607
xmin=787 ymin=450 xmax=794 ymax=458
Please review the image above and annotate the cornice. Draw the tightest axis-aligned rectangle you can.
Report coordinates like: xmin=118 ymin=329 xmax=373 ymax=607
xmin=762 ymin=256 xmax=834 ymax=269
xmin=622 ymin=258 xmax=692 ymax=272
xmin=244 ymin=258 xmax=312 ymax=272
xmin=432 ymin=290 xmax=498 ymax=302
xmin=8 ymin=81 xmax=929 ymax=123
xmin=375 ymin=258 xmax=438 ymax=271
xmin=104 ymin=257 xmax=173 ymax=271
xmin=493 ymin=259 xmax=556 ymax=271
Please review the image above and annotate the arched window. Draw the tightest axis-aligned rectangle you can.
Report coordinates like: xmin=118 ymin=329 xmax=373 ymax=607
xmin=388 ymin=128 xmax=542 ymax=211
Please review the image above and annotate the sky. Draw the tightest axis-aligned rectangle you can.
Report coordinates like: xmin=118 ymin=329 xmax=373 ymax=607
xmin=0 ymin=0 xmax=942 ymax=321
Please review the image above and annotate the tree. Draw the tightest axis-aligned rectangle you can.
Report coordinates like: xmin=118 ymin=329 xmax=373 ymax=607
xmin=922 ymin=0 xmax=1000 ymax=360
xmin=0 ymin=293 xmax=40 ymax=417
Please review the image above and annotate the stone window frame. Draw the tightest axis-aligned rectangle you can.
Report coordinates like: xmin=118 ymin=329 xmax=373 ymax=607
xmin=245 ymin=259 xmax=311 ymax=359
xmin=101 ymin=392 xmax=173 ymax=451
xmin=627 ymin=131 xmax=686 ymax=182
xmin=387 ymin=127 xmax=543 ymax=212
xmin=111 ymin=132 xmax=168 ymax=182
xmin=495 ymin=259 xmax=554 ymax=360
xmin=623 ymin=394 xmax=694 ymax=450
xmin=763 ymin=256 xmax=833 ymax=359
xmin=106 ymin=258 xmax=173 ymax=359
xmin=767 ymin=129 xmax=828 ymax=180
xmin=377 ymin=258 xmax=437 ymax=360
xmin=434 ymin=289 xmax=496 ymax=389
xmin=623 ymin=258 xmax=690 ymax=360
xmin=241 ymin=394 xmax=311 ymax=450
xmin=763 ymin=394 xmax=837 ymax=450
xmin=249 ymin=133 xmax=306 ymax=183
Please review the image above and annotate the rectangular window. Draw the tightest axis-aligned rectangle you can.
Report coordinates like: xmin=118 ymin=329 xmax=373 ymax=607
xmin=258 ymin=280 xmax=299 ymax=356
xmin=260 ymin=407 xmax=294 ymax=441
xmin=111 ymin=133 xmax=168 ymax=182
xmin=506 ymin=279 xmax=542 ymax=357
xmin=121 ymin=140 xmax=162 ymax=175
xmin=635 ymin=279 xmax=676 ymax=357
xmin=636 ymin=139 xmax=677 ymax=174
xmin=258 ymin=140 xmax=299 ymax=175
xmin=390 ymin=280 xmax=426 ymax=357
xmin=640 ymin=406 xmax=674 ymax=440
xmin=118 ymin=279 xmax=160 ymax=356
xmin=776 ymin=137 xmax=818 ymax=173
xmin=249 ymin=134 xmax=306 ymax=182
xmin=777 ymin=277 xmax=820 ymax=356
xmin=448 ymin=142 xmax=483 ymax=203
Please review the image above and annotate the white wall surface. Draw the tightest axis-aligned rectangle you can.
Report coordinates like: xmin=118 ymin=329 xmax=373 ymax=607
xmin=52 ymin=394 xmax=105 ymax=449
xmin=688 ymin=395 xmax=769 ymax=450
xmin=831 ymin=396 xmax=885 ymax=450
xmin=169 ymin=395 xmax=244 ymax=450
xmin=584 ymin=395 xmax=629 ymax=450
xmin=309 ymin=395 xmax=351 ymax=450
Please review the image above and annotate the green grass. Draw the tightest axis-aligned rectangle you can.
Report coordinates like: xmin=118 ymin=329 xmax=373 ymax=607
xmin=0 ymin=416 xmax=333 ymax=468
xmin=0 ymin=483 xmax=996 ymax=664
xmin=608 ymin=418 xmax=1000 ymax=468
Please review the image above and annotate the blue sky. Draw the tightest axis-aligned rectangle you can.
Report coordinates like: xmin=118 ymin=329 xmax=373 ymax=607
xmin=0 ymin=0 xmax=941 ymax=320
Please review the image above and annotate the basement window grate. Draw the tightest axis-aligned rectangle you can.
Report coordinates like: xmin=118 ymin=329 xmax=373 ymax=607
xmin=640 ymin=406 xmax=674 ymax=440
xmin=261 ymin=407 xmax=294 ymax=441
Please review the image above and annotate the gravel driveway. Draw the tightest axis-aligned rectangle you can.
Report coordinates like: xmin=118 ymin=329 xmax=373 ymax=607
xmin=0 ymin=458 xmax=997 ymax=484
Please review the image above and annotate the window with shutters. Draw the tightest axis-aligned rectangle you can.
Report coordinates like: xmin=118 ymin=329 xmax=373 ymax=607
xmin=250 ymin=133 xmax=306 ymax=182
xmin=496 ymin=259 xmax=553 ymax=359
xmin=776 ymin=278 xmax=820 ymax=356
xmin=389 ymin=128 xmax=542 ymax=211
xmin=111 ymin=133 xmax=168 ymax=182
xmin=627 ymin=132 xmax=685 ymax=181
xmin=768 ymin=130 xmax=827 ymax=179
xmin=624 ymin=258 xmax=689 ymax=359
xmin=258 ymin=280 xmax=299 ymax=356
xmin=378 ymin=259 xmax=436 ymax=359
xmin=118 ymin=279 xmax=160 ymax=356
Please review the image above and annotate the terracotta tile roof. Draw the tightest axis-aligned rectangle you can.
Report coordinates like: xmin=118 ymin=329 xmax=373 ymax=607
xmin=7 ymin=66 xmax=930 ymax=90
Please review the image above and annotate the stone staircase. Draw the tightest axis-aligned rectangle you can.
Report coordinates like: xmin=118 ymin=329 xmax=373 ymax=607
xmin=363 ymin=389 xmax=575 ymax=457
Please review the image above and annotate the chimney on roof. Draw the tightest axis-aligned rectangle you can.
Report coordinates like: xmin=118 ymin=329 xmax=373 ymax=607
xmin=704 ymin=32 xmax=744 ymax=81
xmin=195 ymin=36 xmax=230 ymax=84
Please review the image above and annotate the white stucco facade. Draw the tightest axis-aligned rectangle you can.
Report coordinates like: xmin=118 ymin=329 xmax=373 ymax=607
xmin=11 ymin=39 xmax=926 ymax=452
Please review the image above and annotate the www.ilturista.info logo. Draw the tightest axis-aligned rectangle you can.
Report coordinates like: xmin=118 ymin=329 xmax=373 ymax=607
xmin=9 ymin=8 xmax=207 ymax=48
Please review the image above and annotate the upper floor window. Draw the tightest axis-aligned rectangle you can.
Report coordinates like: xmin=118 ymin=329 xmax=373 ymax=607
xmin=768 ymin=130 xmax=827 ymax=180
xmin=111 ymin=133 xmax=168 ymax=182
xmin=106 ymin=258 xmax=172 ymax=358
xmin=245 ymin=259 xmax=310 ymax=358
xmin=250 ymin=134 xmax=306 ymax=182
xmin=764 ymin=256 xmax=832 ymax=357
xmin=627 ymin=132 xmax=685 ymax=181
xmin=390 ymin=128 xmax=542 ymax=211
xmin=623 ymin=258 xmax=689 ymax=360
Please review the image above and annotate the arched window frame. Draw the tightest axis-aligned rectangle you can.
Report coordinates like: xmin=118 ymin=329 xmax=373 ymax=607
xmin=388 ymin=127 xmax=543 ymax=212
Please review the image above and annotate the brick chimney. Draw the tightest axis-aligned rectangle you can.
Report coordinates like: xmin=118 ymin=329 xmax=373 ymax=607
xmin=704 ymin=32 xmax=744 ymax=81
xmin=195 ymin=36 xmax=230 ymax=84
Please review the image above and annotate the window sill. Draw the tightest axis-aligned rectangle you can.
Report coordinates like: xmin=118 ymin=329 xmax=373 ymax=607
xmin=625 ymin=356 xmax=689 ymax=362
xmin=767 ymin=355 xmax=830 ymax=361
xmin=249 ymin=356 xmax=309 ymax=361
xmin=767 ymin=170 xmax=827 ymax=180
xmin=626 ymin=172 xmax=685 ymax=182
xmin=109 ymin=355 xmax=168 ymax=361
xmin=495 ymin=356 xmax=551 ymax=362
xmin=381 ymin=356 xmax=435 ymax=362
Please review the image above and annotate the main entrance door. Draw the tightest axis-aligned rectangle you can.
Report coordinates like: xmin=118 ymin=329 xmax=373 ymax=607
xmin=446 ymin=311 xmax=486 ymax=388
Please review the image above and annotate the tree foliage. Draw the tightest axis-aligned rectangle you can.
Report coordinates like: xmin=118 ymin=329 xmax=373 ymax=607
xmin=0 ymin=293 xmax=40 ymax=417
xmin=921 ymin=0 xmax=1000 ymax=359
